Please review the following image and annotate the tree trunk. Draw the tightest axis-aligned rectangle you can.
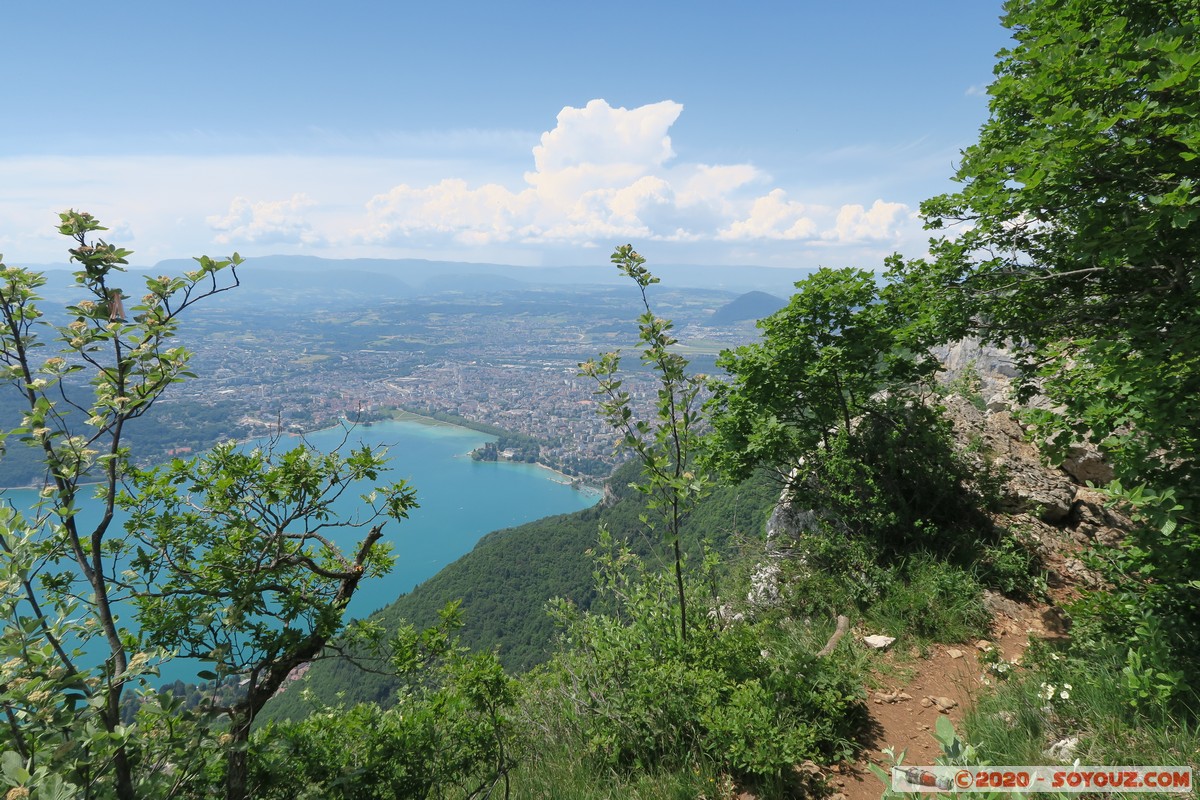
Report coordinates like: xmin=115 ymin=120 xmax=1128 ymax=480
xmin=225 ymin=715 xmax=253 ymax=800
xmin=113 ymin=745 xmax=136 ymax=800
xmin=673 ymin=534 xmax=688 ymax=645
xmin=105 ymin=684 xmax=136 ymax=800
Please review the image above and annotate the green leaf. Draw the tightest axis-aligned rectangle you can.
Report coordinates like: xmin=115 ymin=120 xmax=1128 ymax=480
xmin=934 ymin=714 xmax=956 ymax=748
xmin=1 ymin=750 xmax=26 ymax=784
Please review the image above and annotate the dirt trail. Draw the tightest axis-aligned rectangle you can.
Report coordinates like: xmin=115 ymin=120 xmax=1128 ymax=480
xmin=831 ymin=604 xmax=1065 ymax=800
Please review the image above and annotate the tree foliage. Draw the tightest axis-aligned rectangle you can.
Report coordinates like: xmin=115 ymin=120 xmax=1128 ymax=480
xmin=0 ymin=214 xmax=416 ymax=800
xmin=0 ymin=212 xmax=245 ymax=799
xmin=579 ymin=245 xmax=710 ymax=643
xmin=119 ymin=437 xmax=416 ymax=798
xmin=891 ymin=0 xmax=1200 ymax=674
xmin=706 ymin=267 xmax=935 ymax=483
xmin=538 ymin=246 xmax=873 ymax=794
xmin=251 ymin=604 xmax=518 ymax=800
xmin=526 ymin=532 xmax=864 ymax=794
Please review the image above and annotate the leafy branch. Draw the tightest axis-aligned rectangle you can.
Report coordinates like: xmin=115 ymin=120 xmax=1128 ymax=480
xmin=579 ymin=244 xmax=709 ymax=644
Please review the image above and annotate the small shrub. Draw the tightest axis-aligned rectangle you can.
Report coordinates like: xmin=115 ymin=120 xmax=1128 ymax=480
xmin=526 ymin=537 xmax=865 ymax=794
xmin=251 ymin=640 xmax=517 ymax=799
xmin=977 ymin=533 xmax=1043 ymax=599
xmin=937 ymin=360 xmax=987 ymax=411
xmin=803 ymin=398 xmax=994 ymax=557
xmin=979 ymin=645 xmax=1017 ymax=683
xmin=781 ymin=520 xmax=891 ymax=612
xmin=870 ymin=555 xmax=990 ymax=641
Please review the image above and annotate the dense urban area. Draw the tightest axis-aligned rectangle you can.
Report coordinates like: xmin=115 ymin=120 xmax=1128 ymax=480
xmin=16 ymin=272 xmax=770 ymax=486
xmin=190 ymin=280 xmax=764 ymax=479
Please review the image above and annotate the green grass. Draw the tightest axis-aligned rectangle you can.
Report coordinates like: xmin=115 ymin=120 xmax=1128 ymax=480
xmin=384 ymin=407 xmax=467 ymax=428
xmin=778 ymin=543 xmax=993 ymax=649
xmin=963 ymin=646 xmax=1199 ymax=784
xmin=508 ymin=747 xmax=730 ymax=800
xmin=866 ymin=554 xmax=991 ymax=643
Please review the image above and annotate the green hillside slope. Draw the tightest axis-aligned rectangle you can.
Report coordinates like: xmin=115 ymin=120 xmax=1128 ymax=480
xmin=262 ymin=462 xmax=780 ymax=723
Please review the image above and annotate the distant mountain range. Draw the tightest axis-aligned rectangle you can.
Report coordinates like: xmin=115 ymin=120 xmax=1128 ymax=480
xmin=24 ymin=255 xmax=816 ymax=302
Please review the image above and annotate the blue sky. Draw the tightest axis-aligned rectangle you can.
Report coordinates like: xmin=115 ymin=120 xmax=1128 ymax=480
xmin=2 ymin=2 xmax=1012 ymax=269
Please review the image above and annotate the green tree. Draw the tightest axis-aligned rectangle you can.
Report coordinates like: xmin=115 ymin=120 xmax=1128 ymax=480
xmin=579 ymin=245 xmax=709 ymax=643
xmin=0 ymin=212 xmax=243 ymax=799
xmin=119 ymin=439 xmax=416 ymax=800
xmin=0 ymin=213 xmax=417 ymax=800
xmin=891 ymin=0 xmax=1200 ymax=671
xmin=706 ymin=267 xmax=935 ymax=481
xmin=702 ymin=267 xmax=1000 ymax=572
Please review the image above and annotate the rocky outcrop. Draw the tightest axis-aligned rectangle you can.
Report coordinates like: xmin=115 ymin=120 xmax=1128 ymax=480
xmin=935 ymin=338 xmax=1021 ymax=412
xmin=941 ymin=396 xmax=1078 ymax=523
xmin=935 ymin=342 xmax=1133 ymax=591
xmin=765 ymin=499 xmax=819 ymax=546
xmin=751 ymin=339 xmax=1132 ymax=620
xmin=749 ymin=499 xmax=819 ymax=610
xmin=936 ymin=339 xmax=1115 ymax=490
xmin=1059 ymin=445 xmax=1115 ymax=486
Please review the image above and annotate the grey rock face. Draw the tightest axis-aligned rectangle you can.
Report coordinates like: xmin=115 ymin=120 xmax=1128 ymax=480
xmin=1059 ymin=444 xmax=1114 ymax=486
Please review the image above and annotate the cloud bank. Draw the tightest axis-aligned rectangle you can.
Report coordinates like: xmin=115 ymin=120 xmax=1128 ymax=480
xmin=208 ymin=193 xmax=323 ymax=246
xmin=351 ymin=99 xmax=918 ymax=255
xmin=2 ymin=100 xmax=924 ymax=266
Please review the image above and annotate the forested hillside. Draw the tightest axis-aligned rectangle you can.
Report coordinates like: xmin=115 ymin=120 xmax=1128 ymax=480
xmin=262 ymin=461 xmax=781 ymax=721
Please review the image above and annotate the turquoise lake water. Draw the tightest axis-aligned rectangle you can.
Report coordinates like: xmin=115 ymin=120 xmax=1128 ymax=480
xmin=2 ymin=418 xmax=600 ymax=679
xmin=278 ymin=418 xmax=600 ymax=617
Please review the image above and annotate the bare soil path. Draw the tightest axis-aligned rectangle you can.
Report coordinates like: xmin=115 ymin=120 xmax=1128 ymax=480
xmin=831 ymin=603 xmax=1065 ymax=800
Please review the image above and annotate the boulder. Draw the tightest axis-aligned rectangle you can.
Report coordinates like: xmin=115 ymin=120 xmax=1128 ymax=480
xmin=862 ymin=634 xmax=896 ymax=650
xmin=1060 ymin=445 xmax=1114 ymax=486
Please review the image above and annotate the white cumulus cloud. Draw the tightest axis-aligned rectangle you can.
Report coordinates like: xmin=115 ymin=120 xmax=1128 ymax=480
xmin=531 ymin=99 xmax=681 ymax=175
xmin=207 ymin=193 xmax=323 ymax=246
xmin=360 ymin=100 xmax=699 ymax=247
xmin=822 ymin=199 xmax=911 ymax=242
xmin=676 ymin=164 xmax=761 ymax=208
xmin=718 ymin=189 xmax=822 ymax=241
xmin=358 ymin=99 xmax=920 ymax=257
xmin=364 ymin=179 xmax=533 ymax=245
xmin=1 ymin=100 xmax=934 ymax=265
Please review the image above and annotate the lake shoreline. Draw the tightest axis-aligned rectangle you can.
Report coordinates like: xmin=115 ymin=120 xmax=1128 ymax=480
xmin=387 ymin=406 xmax=608 ymax=494
xmin=0 ymin=408 xmax=605 ymax=500
xmin=6 ymin=415 xmax=602 ymax=689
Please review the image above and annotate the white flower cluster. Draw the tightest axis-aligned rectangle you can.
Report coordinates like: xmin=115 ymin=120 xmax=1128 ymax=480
xmin=1040 ymin=681 xmax=1072 ymax=701
xmin=0 ymin=657 xmax=23 ymax=681
xmin=707 ymin=603 xmax=745 ymax=627
xmin=747 ymin=562 xmax=781 ymax=609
